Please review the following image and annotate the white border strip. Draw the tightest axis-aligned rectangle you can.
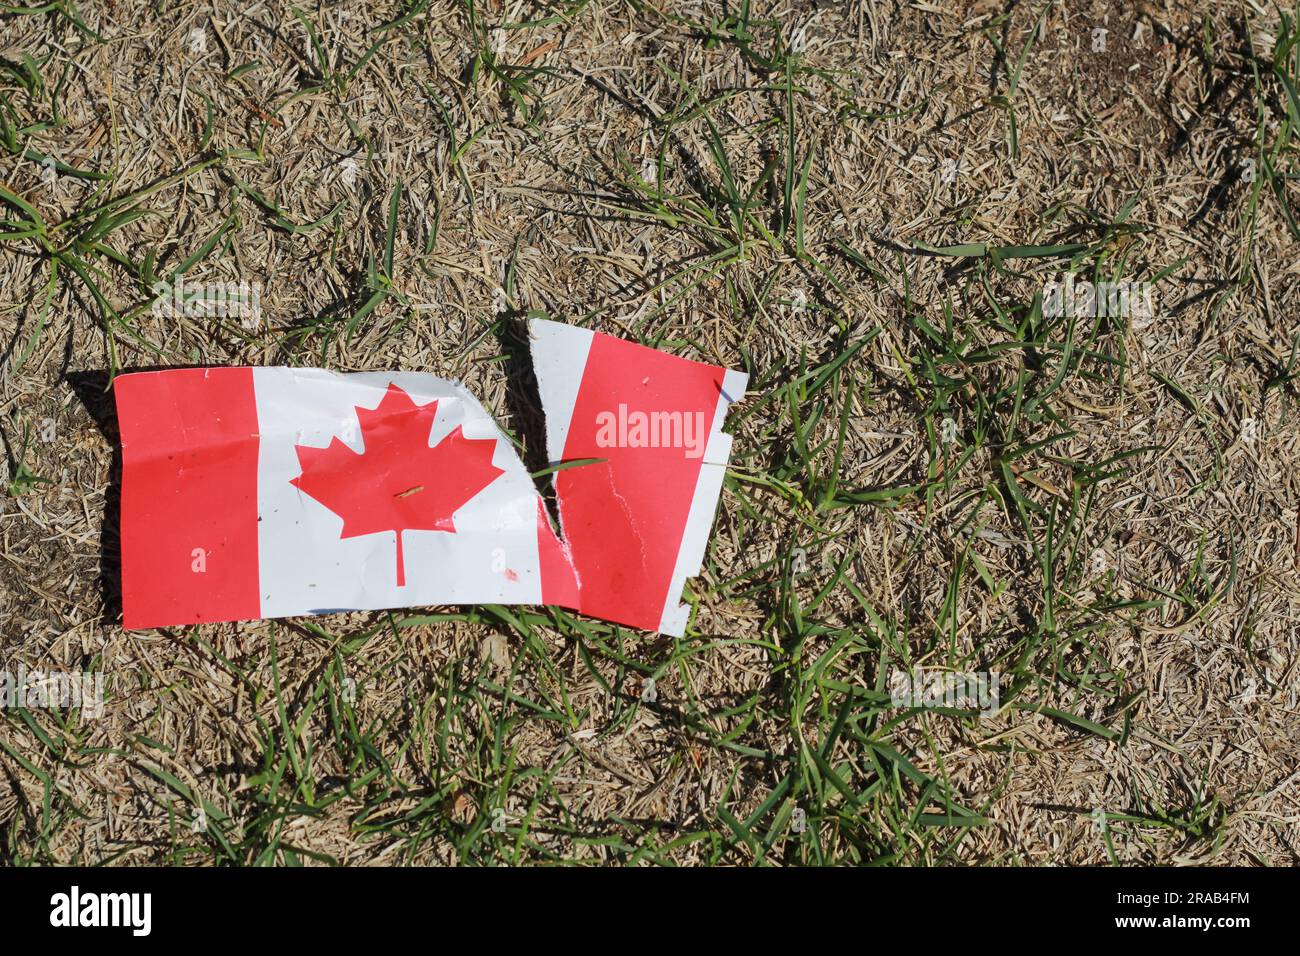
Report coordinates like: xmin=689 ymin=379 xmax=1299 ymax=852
xmin=658 ymin=367 xmax=748 ymax=635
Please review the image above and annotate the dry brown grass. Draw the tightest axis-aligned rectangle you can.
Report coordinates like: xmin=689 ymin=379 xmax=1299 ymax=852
xmin=1 ymin=0 xmax=1298 ymax=865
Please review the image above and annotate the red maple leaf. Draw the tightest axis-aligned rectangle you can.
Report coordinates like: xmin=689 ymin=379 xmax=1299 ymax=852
xmin=290 ymin=382 xmax=505 ymax=587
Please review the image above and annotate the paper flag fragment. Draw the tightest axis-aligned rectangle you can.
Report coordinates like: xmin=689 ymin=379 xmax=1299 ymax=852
xmin=113 ymin=319 xmax=747 ymax=634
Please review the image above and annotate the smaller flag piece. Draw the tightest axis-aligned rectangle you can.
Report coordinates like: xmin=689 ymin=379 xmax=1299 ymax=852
xmin=114 ymin=320 xmax=747 ymax=634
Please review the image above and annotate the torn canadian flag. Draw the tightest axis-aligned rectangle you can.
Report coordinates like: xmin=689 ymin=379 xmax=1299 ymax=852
xmin=114 ymin=319 xmax=747 ymax=635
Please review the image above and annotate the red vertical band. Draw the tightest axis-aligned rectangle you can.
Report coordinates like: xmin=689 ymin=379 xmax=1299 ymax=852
xmin=555 ymin=334 xmax=724 ymax=631
xmin=115 ymin=368 xmax=261 ymax=628
xmin=537 ymin=498 xmax=580 ymax=608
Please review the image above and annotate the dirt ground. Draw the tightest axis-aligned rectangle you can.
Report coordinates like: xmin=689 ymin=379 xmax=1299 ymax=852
xmin=1 ymin=0 xmax=1298 ymax=865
